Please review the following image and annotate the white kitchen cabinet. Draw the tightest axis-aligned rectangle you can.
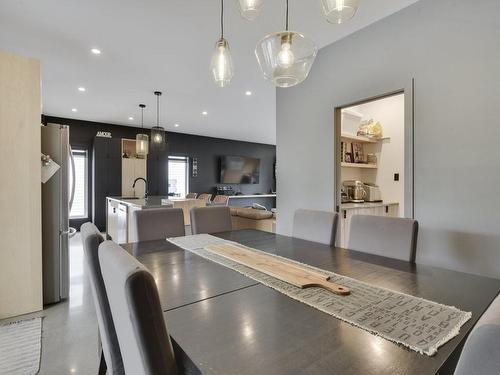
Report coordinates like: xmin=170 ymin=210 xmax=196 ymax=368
xmin=115 ymin=204 xmax=128 ymax=244
xmin=107 ymin=199 xmax=119 ymax=240
xmin=338 ymin=204 xmax=399 ymax=248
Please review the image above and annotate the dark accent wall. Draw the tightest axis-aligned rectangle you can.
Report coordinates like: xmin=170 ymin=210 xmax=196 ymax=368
xmin=167 ymin=132 xmax=276 ymax=196
xmin=43 ymin=116 xmax=276 ymax=228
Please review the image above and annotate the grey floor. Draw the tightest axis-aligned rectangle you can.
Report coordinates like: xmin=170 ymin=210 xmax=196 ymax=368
xmin=1 ymin=233 xmax=99 ymax=374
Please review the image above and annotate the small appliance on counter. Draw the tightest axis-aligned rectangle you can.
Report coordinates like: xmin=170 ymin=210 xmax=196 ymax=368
xmin=342 ymin=180 xmax=366 ymax=203
xmin=363 ymin=183 xmax=382 ymax=202
xmin=340 ymin=189 xmax=349 ymax=203
xmin=216 ymin=185 xmax=235 ymax=196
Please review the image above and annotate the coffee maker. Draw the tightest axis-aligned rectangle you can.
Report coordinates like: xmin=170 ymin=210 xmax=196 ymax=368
xmin=342 ymin=180 xmax=366 ymax=203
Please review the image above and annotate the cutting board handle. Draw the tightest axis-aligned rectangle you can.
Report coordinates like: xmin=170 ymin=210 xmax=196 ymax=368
xmin=308 ymin=279 xmax=350 ymax=295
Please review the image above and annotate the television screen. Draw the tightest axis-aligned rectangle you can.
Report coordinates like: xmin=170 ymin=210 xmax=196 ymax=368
xmin=220 ymin=156 xmax=260 ymax=184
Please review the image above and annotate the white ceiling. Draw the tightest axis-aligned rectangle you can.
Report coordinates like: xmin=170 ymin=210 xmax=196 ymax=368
xmin=0 ymin=0 xmax=420 ymax=145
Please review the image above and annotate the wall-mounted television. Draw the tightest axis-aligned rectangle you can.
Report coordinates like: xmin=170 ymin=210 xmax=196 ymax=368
xmin=220 ymin=155 xmax=260 ymax=184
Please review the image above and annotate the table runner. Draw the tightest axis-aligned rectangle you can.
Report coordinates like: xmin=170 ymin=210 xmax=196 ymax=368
xmin=168 ymin=234 xmax=471 ymax=356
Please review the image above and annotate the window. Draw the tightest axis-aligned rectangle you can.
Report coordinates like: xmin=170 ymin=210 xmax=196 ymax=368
xmin=168 ymin=156 xmax=189 ymax=198
xmin=70 ymin=149 xmax=88 ymax=219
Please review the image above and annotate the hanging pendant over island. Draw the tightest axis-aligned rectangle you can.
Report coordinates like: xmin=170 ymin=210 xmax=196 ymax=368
xmin=135 ymin=104 xmax=148 ymax=157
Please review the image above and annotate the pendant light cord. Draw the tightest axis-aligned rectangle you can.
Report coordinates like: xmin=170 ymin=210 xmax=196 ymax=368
xmin=285 ymin=0 xmax=289 ymax=31
xmin=220 ymin=0 xmax=224 ymax=39
xmin=156 ymin=94 xmax=160 ymax=126
xmin=141 ymin=107 xmax=144 ymax=129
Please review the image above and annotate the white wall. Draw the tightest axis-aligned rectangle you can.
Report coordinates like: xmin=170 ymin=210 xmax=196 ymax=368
xmin=276 ymin=0 xmax=500 ymax=278
xmin=355 ymin=94 xmax=405 ymax=214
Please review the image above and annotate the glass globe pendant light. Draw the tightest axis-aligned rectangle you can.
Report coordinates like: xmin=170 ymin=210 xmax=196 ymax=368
xmin=135 ymin=104 xmax=149 ymax=158
xmin=321 ymin=0 xmax=360 ymax=24
xmin=255 ymin=0 xmax=318 ymax=88
xmin=238 ymin=0 xmax=263 ymax=21
xmin=210 ymin=0 xmax=234 ymax=87
xmin=151 ymin=91 xmax=166 ymax=151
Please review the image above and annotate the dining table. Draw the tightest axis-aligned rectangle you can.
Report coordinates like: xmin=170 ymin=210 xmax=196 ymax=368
xmin=121 ymin=229 xmax=500 ymax=375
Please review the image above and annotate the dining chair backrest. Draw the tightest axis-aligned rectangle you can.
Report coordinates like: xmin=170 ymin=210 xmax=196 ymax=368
xmin=292 ymin=209 xmax=338 ymax=245
xmin=186 ymin=193 xmax=197 ymax=199
xmin=133 ymin=208 xmax=185 ymax=242
xmin=197 ymin=193 xmax=212 ymax=202
xmin=99 ymin=241 xmax=177 ymax=375
xmin=80 ymin=222 xmax=125 ymax=375
xmin=348 ymin=215 xmax=419 ymax=262
xmin=212 ymin=195 xmax=229 ymax=205
xmin=454 ymin=293 xmax=500 ymax=375
xmin=190 ymin=206 xmax=232 ymax=234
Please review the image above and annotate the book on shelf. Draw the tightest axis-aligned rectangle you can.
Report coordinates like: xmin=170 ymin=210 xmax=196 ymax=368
xmin=341 ymin=141 xmax=354 ymax=163
xmin=352 ymin=142 xmax=364 ymax=163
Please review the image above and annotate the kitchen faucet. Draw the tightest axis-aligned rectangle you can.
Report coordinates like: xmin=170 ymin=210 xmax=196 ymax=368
xmin=132 ymin=177 xmax=149 ymax=198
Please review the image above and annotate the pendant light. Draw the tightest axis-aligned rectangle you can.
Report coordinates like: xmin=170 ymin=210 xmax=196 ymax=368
xmin=151 ymin=91 xmax=166 ymax=151
xmin=136 ymin=104 xmax=149 ymax=157
xmin=255 ymin=0 xmax=318 ymax=88
xmin=210 ymin=0 xmax=234 ymax=87
xmin=238 ymin=0 xmax=263 ymax=21
xmin=321 ymin=0 xmax=360 ymax=24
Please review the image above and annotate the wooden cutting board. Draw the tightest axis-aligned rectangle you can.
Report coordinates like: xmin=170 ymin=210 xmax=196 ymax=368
xmin=205 ymin=243 xmax=350 ymax=296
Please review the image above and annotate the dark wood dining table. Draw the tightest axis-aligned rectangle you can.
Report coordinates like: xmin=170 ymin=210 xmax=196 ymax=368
xmin=121 ymin=229 xmax=500 ymax=375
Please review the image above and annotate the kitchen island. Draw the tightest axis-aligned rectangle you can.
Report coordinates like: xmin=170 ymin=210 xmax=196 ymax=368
xmin=106 ymin=196 xmax=206 ymax=243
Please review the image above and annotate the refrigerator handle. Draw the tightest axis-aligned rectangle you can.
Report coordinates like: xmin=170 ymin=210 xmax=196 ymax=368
xmin=68 ymin=145 xmax=76 ymax=212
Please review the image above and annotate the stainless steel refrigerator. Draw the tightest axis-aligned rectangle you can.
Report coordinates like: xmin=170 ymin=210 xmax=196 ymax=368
xmin=41 ymin=124 xmax=75 ymax=304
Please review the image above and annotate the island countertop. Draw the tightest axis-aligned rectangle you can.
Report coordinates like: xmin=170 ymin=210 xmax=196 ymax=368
xmin=107 ymin=196 xmax=173 ymax=209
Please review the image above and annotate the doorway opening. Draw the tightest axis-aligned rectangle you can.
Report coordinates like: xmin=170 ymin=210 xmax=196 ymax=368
xmin=335 ymin=90 xmax=414 ymax=247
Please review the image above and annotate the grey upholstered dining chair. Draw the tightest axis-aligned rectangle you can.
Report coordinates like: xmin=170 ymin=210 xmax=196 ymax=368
xmin=80 ymin=222 xmax=125 ymax=375
xmin=190 ymin=206 xmax=232 ymax=234
xmin=348 ymin=215 xmax=419 ymax=262
xmin=133 ymin=208 xmax=185 ymax=242
xmin=292 ymin=209 xmax=339 ymax=245
xmin=99 ymin=241 xmax=177 ymax=375
xmin=454 ymin=294 xmax=500 ymax=375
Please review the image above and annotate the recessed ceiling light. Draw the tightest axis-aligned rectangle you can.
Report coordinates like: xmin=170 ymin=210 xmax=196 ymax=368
xmin=128 ymin=117 xmax=134 ymax=121
xmin=245 ymin=90 xmax=252 ymax=96
xmin=174 ymin=123 xmax=180 ymax=127
xmin=71 ymin=108 xmax=78 ymax=112
xmin=78 ymin=87 xmax=86 ymax=92
xmin=202 ymin=111 xmax=208 ymax=116
xmin=90 ymin=48 xmax=101 ymax=55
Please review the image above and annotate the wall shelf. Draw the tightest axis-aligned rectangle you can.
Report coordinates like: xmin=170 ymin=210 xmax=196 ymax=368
xmin=341 ymin=133 xmax=377 ymax=143
xmin=341 ymin=162 xmax=378 ymax=169
xmin=341 ymin=133 xmax=389 ymax=143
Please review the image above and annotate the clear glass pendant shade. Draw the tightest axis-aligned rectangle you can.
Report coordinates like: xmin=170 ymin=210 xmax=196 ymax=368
xmin=321 ymin=0 xmax=360 ymax=24
xmin=136 ymin=133 xmax=149 ymax=157
xmin=210 ymin=38 xmax=234 ymax=87
xmin=136 ymin=104 xmax=149 ymax=157
xmin=151 ymin=126 xmax=166 ymax=151
xmin=255 ymin=31 xmax=318 ymax=88
xmin=238 ymin=0 xmax=263 ymax=21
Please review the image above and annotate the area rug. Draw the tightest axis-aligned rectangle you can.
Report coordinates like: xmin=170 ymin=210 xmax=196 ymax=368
xmin=0 ymin=317 xmax=42 ymax=375
xmin=168 ymin=234 xmax=471 ymax=356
